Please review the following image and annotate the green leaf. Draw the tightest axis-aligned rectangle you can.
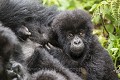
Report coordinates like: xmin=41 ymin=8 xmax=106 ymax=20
xmin=101 ymin=1 xmax=108 ymax=5
xmin=109 ymin=32 xmax=117 ymax=40
xmin=89 ymin=4 xmax=98 ymax=12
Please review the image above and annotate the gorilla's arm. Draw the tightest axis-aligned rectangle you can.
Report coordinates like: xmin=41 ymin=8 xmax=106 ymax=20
xmin=45 ymin=43 xmax=79 ymax=67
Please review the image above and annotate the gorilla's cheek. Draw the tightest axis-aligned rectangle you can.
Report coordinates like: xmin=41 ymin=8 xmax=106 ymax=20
xmin=70 ymin=36 xmax=85 ymax=56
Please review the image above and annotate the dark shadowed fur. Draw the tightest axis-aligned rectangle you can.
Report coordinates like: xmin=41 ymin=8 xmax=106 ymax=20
xmin=0 ymin=22 xmax=18 ymax=80
xmin=29 ymin=47 xmax=82 ymax=80
xmin=47 ymin=9 xmax=118 ymax=80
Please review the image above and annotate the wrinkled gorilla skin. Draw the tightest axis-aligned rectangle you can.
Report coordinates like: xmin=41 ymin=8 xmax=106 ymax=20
xmin=48 ymin=9 xmax=118 ymax=80
xmin=0 ymin=22 xmax=18 ymax=80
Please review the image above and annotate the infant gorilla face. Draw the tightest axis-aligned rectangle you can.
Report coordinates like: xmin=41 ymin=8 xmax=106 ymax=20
xmin=67 ymin=30 xmax=85 ymax=56
xmin=60 ymin=27 xmax=87 ymax=58
xmin=52 ymin=9 xmax=92 ymax=58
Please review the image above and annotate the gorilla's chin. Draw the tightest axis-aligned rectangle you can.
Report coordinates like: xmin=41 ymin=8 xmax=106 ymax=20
xmin=70 ymin=48 xmax=84 ymax=58
xmin=70 ymin=44 xmax=85 ymax=57
xmin=69 ymin=48 xmax=84 ymax=60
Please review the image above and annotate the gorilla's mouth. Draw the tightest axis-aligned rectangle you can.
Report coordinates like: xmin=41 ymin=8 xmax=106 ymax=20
xmin=70 ymin=43 xmax=85 ymax=57
xmin=71 ymin=48 xmax=83 ymax=53
xmin=70 ymin=47 xmax=84 ymax=56
xmin=69 ymin=50 xmax=84 ymax=60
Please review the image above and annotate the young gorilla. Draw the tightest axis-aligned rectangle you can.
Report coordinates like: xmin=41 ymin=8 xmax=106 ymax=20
xmin=46 ymin=9 xmax=118 ymax=80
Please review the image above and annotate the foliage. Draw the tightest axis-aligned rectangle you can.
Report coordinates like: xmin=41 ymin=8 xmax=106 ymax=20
xmin=42 ymin=0 xmax=120 ymax=78
xmin=42 ymin=0 xmax=102 ymax=10
xmin=91 ymin=0 xmax=120 ymax=78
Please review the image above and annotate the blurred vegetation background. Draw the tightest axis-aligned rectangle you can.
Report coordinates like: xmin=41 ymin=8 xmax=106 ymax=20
xmin=41 ymin=0 xmax=120 ymax=78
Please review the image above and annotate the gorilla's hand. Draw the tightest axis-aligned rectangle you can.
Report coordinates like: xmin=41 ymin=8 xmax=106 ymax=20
xmin=45 ymin=43 xmax=63 ymax=56
xmin=7 ymin=61 xmax=24 ymax=80
xmin=45 ymin=43 xmax=57 ymax=52
xmin=7 ymin=61 xmax=29 ymax=80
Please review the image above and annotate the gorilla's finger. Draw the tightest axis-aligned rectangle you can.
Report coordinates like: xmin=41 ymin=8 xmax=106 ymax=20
xmin=7 ymin=70 xmax=17 ymax=78
xmin=48 ymin=43 xmax=56 ymax=49
xmin=45 ymin=44 xmax=51 ymax=50
xmin=22 ymin=26 xmax=31 ymax=36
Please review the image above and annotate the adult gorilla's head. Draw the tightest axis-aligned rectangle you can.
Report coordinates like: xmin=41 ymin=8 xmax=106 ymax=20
xmin=0 ymin=0 xmax=58 ymax=45
xmin=52 ymin=9 xmax=94 ymax=59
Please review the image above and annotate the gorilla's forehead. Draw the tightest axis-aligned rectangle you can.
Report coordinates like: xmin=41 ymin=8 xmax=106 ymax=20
xmin=59 ymin=16 xmax=87 ymax=32
xmin=61 ymin=25 xmax=84 ymax=33
xmin=52 ymin=9 xmax=91 ymax=31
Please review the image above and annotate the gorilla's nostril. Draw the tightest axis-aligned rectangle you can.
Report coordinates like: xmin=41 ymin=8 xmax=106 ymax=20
xmin=74 ymin=41 xmax=81 ymax=44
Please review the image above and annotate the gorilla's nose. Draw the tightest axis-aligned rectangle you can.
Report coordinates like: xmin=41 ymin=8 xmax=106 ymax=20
xmin=73 ymin=36 xmax=81 ymax=45
xmin=74 ymin=40 xmax=81 ymax=45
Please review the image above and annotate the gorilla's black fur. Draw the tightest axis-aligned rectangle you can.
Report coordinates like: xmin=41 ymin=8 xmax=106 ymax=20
xmin=0 ymin=0 xmax=58 ymax=45
xmin=0 ymin=0 xmax=83 ymax=80
xmin=46 ymin=9 xmax=118 ymax=80
xmin=29 ymin=47 xmax=82 ymax=80
xmin=0 ymin=0 xmax=56 ymax=67
xmin=0 ymin=0 xmax=117 ymax=79
xmin=0 ymin=23 xmax=82 ymax=80
xmin=0 ymin=22 xmax=18 ymax=80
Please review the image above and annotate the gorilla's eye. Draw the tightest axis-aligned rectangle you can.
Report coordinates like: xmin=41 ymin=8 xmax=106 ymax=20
xmin=80 ymin=32 xmax=83 ymax=35
xmin=69 ymin=33 xmax=73 ymax=37
xmin=67 ymin=33 xmax=73 ymax=39
xmin=79 ymin=29 xmax=85 ymax=36
xmin=80 ymin=32 xmax=85 ymax=37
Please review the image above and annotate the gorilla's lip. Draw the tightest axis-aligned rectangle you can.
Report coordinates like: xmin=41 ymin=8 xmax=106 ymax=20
xmin=70 ymin=48 xmax=83 ymax=54
xmin=70 ymin=45 xmax=84 ymax=55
